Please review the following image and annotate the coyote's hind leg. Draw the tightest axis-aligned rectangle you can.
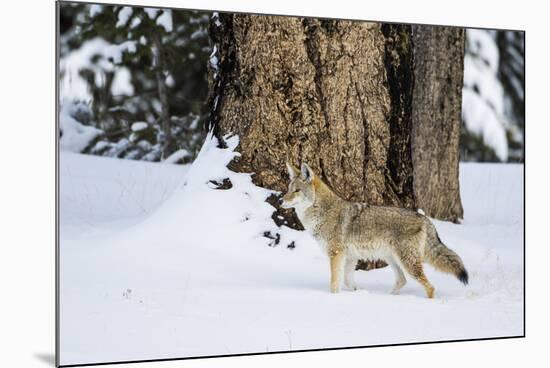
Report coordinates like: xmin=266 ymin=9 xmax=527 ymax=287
xmin=399 ymin=248 xmax=435 ymax=298
xmin=389 ymin=259 xmax=407 ymax=295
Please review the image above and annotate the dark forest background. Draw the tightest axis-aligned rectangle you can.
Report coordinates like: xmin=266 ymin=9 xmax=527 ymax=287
xmin=59 ymin=3 xmax=524 ymax=164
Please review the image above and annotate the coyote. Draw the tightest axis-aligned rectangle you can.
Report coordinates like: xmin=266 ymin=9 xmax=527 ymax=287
xmin=281 ymin=163 xmax=468 ymax=298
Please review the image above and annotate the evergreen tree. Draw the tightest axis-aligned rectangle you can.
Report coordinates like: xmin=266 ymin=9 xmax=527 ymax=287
xmin=497 ymin=30 xmax=525 ymax=162
xmin=59 ymin=4 xmax=211 ymax=163
xmin=460 ymin=29 xmax=524 ymax=163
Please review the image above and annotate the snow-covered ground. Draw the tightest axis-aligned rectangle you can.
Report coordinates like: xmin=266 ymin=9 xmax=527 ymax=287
xmin=59 ymin=136 xmax=524 ymax=366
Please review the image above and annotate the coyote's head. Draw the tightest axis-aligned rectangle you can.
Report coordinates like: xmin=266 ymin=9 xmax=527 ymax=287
xmin=281 ymin=162 xmax=316 ymax=211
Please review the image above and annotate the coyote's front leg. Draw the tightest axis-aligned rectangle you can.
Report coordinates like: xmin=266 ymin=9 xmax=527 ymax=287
xmin=329 ymin=251 xmax=346 ymax=293
xmin=344 ymin=257 xmax=358 ymax=291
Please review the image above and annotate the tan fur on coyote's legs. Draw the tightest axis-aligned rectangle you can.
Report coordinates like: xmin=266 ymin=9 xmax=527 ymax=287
xmin=344 ymin=257 xmax=358 ymax=291
xmin=329 ymin=252 xmax=346 ymax=293
xmin=403 ymin=258 xmax=435 ymax=298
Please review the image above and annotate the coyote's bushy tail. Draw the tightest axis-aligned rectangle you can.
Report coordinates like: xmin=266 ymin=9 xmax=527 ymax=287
xmin=424 ymin=225 xmax=469 ymax=285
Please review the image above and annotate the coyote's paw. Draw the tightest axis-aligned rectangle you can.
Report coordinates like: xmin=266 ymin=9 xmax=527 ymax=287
xmin=344 ymin=280 xmax=358 ymax=291
xmin=391 ymin=278 xmax=406 ymax=295
xmin=330 ymin=285 xmax=341 ymax=294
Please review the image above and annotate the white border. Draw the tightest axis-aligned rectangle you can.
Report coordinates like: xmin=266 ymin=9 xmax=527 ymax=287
xmin=2 ymin=0 xmax=547 ymax=367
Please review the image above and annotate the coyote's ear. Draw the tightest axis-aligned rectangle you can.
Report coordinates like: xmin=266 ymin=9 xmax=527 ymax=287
xmin=286 ymin=162 xmax=300 ymax=180
xmin=301 ymin=163 xmax=314 ymax=182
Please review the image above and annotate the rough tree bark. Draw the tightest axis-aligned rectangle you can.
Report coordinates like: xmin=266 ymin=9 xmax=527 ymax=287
xmin=411 ymin=26 xmax=465 ymax=223
xmin=208 ymin=15 xmax=416 ymax=211
xmin=208 ymin=14 xmax=417 ymax=270
xmin=207 ymin=14 xmax=465 ymax=270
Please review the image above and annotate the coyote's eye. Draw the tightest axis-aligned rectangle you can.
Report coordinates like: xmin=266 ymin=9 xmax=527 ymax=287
xmin=293 ymin=189 xmax=300 ymax=194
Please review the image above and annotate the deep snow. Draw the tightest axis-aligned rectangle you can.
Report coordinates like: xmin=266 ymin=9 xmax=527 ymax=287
xmin=59 ymin=136 xmax=524 ymax=365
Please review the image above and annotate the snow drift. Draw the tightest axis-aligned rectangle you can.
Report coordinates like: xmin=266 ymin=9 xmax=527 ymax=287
xmin=59 ymin=135 xmax=524 ymax=365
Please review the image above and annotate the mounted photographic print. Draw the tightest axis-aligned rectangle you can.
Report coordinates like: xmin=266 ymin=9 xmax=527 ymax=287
xmin=57 ymin=1 xmax=525 ymax=366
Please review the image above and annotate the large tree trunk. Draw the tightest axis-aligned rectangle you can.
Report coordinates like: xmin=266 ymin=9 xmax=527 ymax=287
xmin=208 ymin=14 xmax=417 ymax=271
xmin=207 ymin=14 xmax=465 ymax=269
xmin=209 ymin=14 xmax=415 ymax=209
xmin=411 ymin=26 xmax=465 ymax=223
